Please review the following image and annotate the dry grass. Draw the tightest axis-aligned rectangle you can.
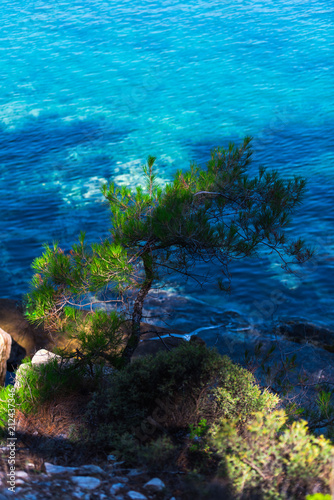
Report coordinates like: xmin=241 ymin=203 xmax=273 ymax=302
xmin=0 ymin=392 xmax=93 ymax=473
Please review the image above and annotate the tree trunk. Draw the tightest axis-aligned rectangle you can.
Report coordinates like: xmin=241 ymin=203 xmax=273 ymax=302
xmin=122 ymin=252 xmax=154 ymax=364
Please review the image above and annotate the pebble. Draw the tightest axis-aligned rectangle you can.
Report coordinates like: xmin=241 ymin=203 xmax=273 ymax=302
xmin=110 ymin=483 xmax=126 ymax=494
xmin=126 ymin=470 xmax=144 ymax=477
xmin=127 ymin=492 xmax=147 ymax=500
xmin=71 ymin=476 xmax=101 ymax=490
xmin=16 ymin=471 xmax=30 ymax=481
xmin=144 ymin=478 xmax=165 ymax=491
xmin=113 ymin=476 xmax=129 ymax=483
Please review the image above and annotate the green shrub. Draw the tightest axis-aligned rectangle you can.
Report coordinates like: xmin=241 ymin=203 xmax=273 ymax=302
xmin=85 ymin=343 xmax=278 ymax=457
xmin=0 ymin=385 xmax=16 ymax=439
xmin=57 ymin=309 xmax=124 ymax=369
xmin=210 ymin=410 xmax=334 ymax=499
xmin=0 ymin=356 xmax=97 ymax=436
xmin=17 ymin=359 xmax=93 ymax=407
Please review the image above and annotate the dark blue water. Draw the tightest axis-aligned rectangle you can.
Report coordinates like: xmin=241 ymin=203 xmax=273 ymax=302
xmin=1 ymin=0 xmax=334 ymax=330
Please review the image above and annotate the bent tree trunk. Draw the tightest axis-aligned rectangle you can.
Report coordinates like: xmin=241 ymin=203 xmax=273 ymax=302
xmin=122 ymin=252 xmax=154 ymax=364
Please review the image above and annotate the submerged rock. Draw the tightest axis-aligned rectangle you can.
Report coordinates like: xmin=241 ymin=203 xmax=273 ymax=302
xmin=276 ymin=320 xmax=334 ymax=352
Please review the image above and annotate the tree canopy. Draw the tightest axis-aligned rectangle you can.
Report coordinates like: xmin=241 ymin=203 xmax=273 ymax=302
xmin=25 ymin=137 xmax=313 ymax=362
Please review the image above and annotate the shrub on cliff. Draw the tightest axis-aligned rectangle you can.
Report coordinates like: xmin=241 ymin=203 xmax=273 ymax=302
xmin=210 ymin=410 xmax=334 ymax=499
xmin=84 ymin=343 xmax=279 ymax=456
xmin=24 ymin=138 xmax=313 ymax=364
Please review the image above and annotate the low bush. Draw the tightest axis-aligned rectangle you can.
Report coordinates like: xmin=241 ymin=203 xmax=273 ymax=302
xmin=210 ymin=410 xmax=334 ymax=499
xmin=84 ymin=342 xmax=278 ymax=461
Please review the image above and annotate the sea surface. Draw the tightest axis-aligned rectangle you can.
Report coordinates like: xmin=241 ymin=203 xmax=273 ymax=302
xmin=1 ymin=0 xmax=334 ymax=336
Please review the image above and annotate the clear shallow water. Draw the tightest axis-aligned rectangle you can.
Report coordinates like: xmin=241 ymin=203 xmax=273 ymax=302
xmin=1 ymin=0 xmax=334 ymax=330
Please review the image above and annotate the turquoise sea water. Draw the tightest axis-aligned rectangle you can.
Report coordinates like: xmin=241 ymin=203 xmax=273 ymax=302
xmin=1 ymin=0 xmax=334 ymax=331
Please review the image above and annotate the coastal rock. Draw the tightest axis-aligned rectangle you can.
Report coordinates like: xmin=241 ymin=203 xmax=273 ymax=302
xmin=189 ymin=335 xmax=206 ymax=346
xmin=0 ymin=299 xmax=49 ymax=368
xmin=131 ymin=324 xmax=187 ymax=361
xmin=0 ymin=328 xmax=12 ymax=386
xmin=276 ymin=321 xmax=334 ymax=352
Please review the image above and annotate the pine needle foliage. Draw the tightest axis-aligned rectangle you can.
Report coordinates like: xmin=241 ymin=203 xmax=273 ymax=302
xmin=24 ymin=138 xmax=313 ymax=363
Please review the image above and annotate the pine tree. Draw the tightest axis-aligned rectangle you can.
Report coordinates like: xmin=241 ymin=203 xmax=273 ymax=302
xmin=25 ymin=138 xmax=313 ymax=363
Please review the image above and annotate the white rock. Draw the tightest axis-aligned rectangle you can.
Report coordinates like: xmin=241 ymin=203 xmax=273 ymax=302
xmin=110 ymin=483 xmax=126 ymax=494
xmin=44 ymin=462 xmax=78 ymax=475
xmin=127 ymin=492 xmax=147 ymax=500
xmin=107 ymin=454 xmax=117 ymax=461
xmin=16 ymin=471 xmax=30 ymax=480
xmin=71 ymin=476 xmax=101 ymax=490
xmin=31 ymin=349 xmax=62 ymax=365
xmin=14 ymin=350 xmax=60 ymax=390
xmin=144 ymin=478 xmax=165 ymax=491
